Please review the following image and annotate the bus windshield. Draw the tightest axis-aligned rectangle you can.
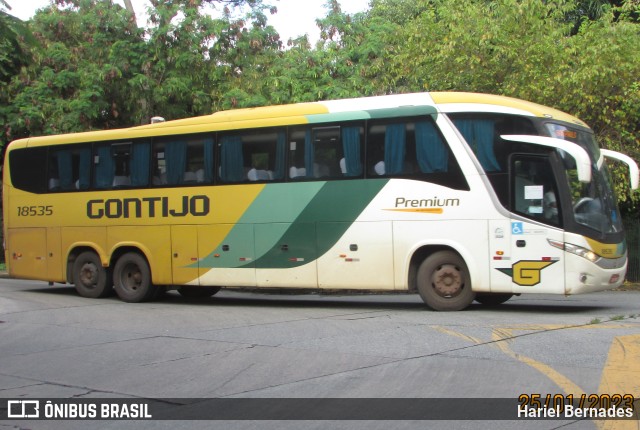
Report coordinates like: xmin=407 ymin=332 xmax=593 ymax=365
xmin=545 ymin=123 xmax=623 ymax=234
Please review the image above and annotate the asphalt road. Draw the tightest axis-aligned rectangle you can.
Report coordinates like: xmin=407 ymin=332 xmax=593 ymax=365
xmin=0 ymin=278 xmax=639 ymax=430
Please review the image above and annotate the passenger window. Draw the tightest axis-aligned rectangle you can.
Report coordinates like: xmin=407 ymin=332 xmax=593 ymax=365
xmin=49 ymin=146 xmax=91 ymax=191
xmin=289 ymin=124 xmax=363 ymax=179
xmin=93 ymin=141 xmax=150 ymax=189
xmin=153 ymin=136 xmax=214 ymax=186
xmin=367 ymin=119 xmax=467 ymax=190
xmin=218 ymin=129 xmax=286 ymax=183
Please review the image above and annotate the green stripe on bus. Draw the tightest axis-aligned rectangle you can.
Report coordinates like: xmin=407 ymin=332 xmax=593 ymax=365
xmin=366 ymin=106 xmax=437 ymax=119
xmin=197 ymin=182 xmax=324 ymax=269
xmin=250 ymin=179 xmax=389 ymax=269
xmin=304 ymin=105 xmax=437 ymax=125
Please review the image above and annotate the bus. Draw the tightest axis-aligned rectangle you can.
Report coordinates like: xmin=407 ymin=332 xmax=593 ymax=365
xmin=3 ymin=92 xmax=638 ymax=311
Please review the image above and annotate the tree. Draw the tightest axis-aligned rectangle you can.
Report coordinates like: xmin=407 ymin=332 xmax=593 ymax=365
xmin=0 ymin=2 xmax=38 ymax=146
xmin=2 ymin=0 xmax=277 ymax=138
xmin=4 ymin=0 xmax=147 ymax=137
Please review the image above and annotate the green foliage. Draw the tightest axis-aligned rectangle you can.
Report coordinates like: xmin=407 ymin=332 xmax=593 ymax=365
xmin=4 ymin=0 xmax=147 ymax=139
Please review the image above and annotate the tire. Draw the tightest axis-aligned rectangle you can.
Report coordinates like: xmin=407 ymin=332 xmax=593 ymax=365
xmin=177 ymin=286 xmax=221 ymax=299
xmin=475 ymin=293 xmax=513 ymax=306
xmin=73 ymin=251 xmax=113 ymax=298
xmin=113 ymin=252 xmax=155 ymax=303
xmin=417 ymin=251 xmax=475 ymax=311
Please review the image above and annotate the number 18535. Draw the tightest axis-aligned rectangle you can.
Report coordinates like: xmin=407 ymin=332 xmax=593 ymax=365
xmin=17 ymin=206 xmax=53 ymax=217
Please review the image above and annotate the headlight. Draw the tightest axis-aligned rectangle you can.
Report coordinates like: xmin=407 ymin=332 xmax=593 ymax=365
xmin=547 ymin=239 xmax=600 ymax=263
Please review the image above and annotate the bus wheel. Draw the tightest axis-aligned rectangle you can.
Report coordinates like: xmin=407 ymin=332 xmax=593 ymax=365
xmin=113 ymin=252 xmax=155 ymax=303
xmin=417 ymin=251 xmax=475 ymax=311
xmin=475 ymin=293 xmax=513 ymax=306
xmin=178 ymin=286 xmax=221 ymax=298
xmin=73 ymin=251 xmax=113 ymax=298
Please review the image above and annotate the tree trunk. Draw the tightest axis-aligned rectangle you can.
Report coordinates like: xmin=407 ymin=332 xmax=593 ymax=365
xmin=123 ymin=0 xmax=136 ymax=19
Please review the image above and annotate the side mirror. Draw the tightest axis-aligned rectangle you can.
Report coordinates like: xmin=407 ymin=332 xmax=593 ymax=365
xmin=501 ymin=135 xmax=592 ymax=183
xmin=600 ymin=149 xmax=639 ymax=191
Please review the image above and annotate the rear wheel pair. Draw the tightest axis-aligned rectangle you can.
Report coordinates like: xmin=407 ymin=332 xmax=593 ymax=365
xmin=73 ymin=251 xmax=219 ymax=302
xmin=73 ymin=251 xmax=154 ymax=302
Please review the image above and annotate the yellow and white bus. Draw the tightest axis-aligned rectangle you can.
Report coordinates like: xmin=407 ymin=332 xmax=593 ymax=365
xmin=3 ymin=92 xmax=638 ymax=310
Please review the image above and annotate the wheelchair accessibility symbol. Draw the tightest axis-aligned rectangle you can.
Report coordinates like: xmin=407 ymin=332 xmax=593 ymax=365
xmin=511 ymin=222 xmax=524 ymax=235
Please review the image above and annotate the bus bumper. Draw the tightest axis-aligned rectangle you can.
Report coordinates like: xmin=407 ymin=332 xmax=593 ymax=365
xmin=564 ymin=253 xmax=627 ymax=295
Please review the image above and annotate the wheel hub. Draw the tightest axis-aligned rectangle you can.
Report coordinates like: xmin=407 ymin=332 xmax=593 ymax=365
xmin=432 ymin=264 xmax=463 ymax=297
xmin=80 ymin=263 xmax=98 ymax=287
xmin=123 ymin=264 xmax=142 ymax=291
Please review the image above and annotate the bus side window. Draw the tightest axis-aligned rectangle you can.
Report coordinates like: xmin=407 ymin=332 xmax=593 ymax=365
xmin=368 ymin=118 xmax=468 ymax=190
xmin=289 ymin=124 xmax=363 ymax=180
xmin=8 ymin=147 xmax=48 ymax=194
xmin=153 ymin=136 xmax=214 ymax=186
xmin=311 ymin=126 xmax=341 ymax=178
xmin=367 ymin=121 xmax=413 ymax=176
xmin=94 ymin=141 xmax=150 ymax=189
xmin=94 ymin=144 xmax=115 ymax=189
xmin=289 ymin=128 xmax=309 ymax=179
xmin=219 ymin=129 xmax=286 ymax=183
xmin=50 ymin=146 xmax=91 ymax=191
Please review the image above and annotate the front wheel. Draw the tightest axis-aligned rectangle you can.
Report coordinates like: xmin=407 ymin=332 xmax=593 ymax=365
xmin=113 ymin=252 xmax=155 ymax=303
xmin=417 ymin=251 xmax=475 ymax=311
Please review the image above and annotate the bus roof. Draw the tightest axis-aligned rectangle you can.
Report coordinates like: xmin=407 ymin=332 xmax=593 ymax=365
xmin=8 ymin=92 xmax=588 ymax=149
xmin=430 ymin=92 xmax=588 ymax=128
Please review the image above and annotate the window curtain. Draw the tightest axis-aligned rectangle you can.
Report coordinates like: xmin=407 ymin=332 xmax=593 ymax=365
xmin=94 ymin=145 xmax=115 ymax=189
xmin=204 ymin=137 xmax=215 ymax=183
xmin=274 ymin=132 xmax=286 ymax=180
xmin=165 ymin=141 xmax=187 ymax=185
xmin=384 ymin=123 xmax=406 ymax=175
xmin=453 ymin=119 xmax=500 ymax=172
xmin=220 ymin=135 xmax=244 ymax=182
xmin=416 ymin=121 xmax=448 ymax=173
xmin=130 ymin=142 xmax=151 ymax=186
xmin=342 ymin=126 xmax=362 ymax=177
xmin=303 ymin=129 xmax=313 ymax=177
xmin=78 ymin=147 xmax=91 ymax=190
xmin=56 ymin=150 xmax=73 ymax=190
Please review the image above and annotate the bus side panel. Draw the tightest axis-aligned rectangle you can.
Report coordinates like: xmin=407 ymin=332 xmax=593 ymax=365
xmin=392 ymin=220 xmax=491 ymax=293
xmin=46 ymin=227 xmax=64 ymax=282
xmin=317 ymin=221 xmax=394 ymax=290
xmin=7 ymin=228 xmax=48 ymax=281
xmin=171 ymin=225 xmax=199 ymax=286
xmin=61 ymin=227 xmax=108 ymax=272
xmin=107 ymin=226 xmax=172 ymax=285
xmin=255 ymin=223 xmax=318 ymax=288
xmin=197 ymin=224 xmax=256 ymax=287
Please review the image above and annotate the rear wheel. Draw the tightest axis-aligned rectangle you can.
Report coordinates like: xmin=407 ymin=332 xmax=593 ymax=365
xmin=113 ymin=252 xmax=155 ymax=303
xmin=417 ymin=251 xmax=475 ymax=311
xmin=475 ymin=293 xmax=513 ymax=306
xmin=73 ymin=251 xmax=113 ymax=298
xmin=178 ymin=286 xmax=221 ymax=298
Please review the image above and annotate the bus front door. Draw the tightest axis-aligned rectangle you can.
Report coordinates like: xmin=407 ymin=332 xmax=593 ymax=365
xmin=507 ymin=155 xmax=565 ymax=294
